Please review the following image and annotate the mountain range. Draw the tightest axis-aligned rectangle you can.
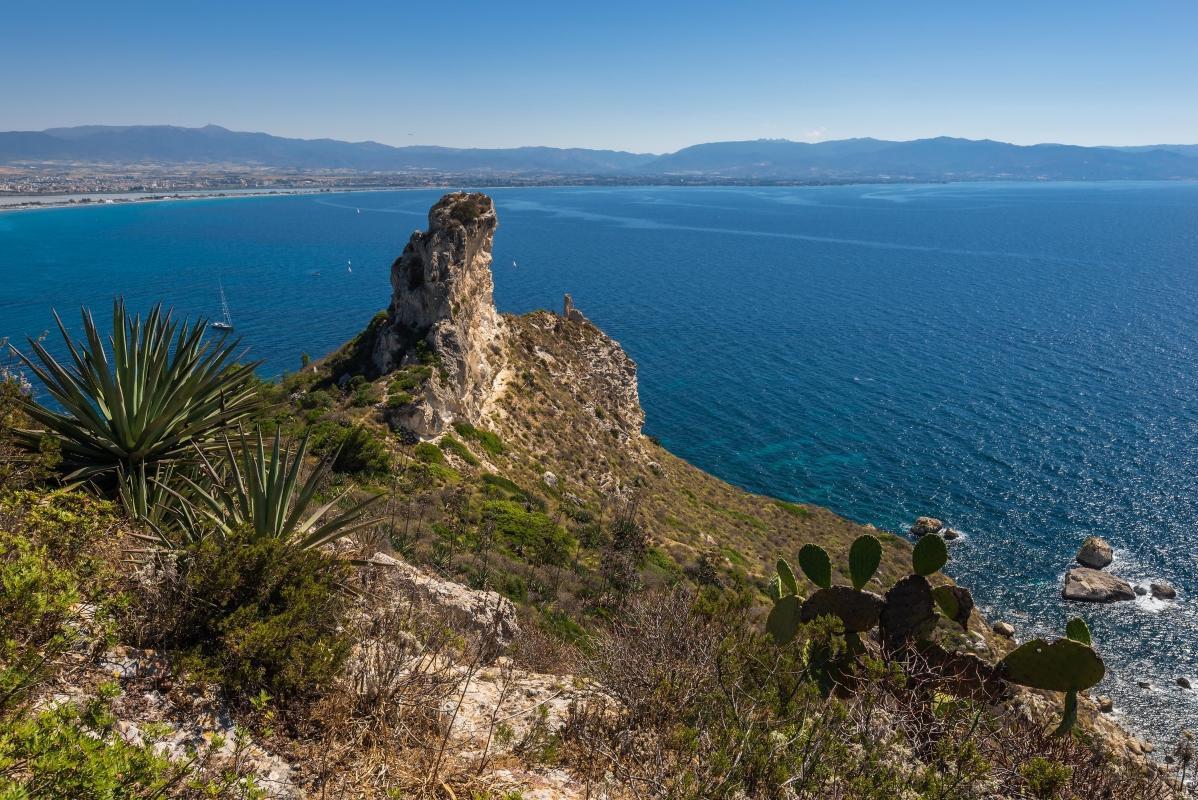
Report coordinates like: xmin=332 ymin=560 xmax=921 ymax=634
xmin=3 ymin=124 xmax=1198 ymax=181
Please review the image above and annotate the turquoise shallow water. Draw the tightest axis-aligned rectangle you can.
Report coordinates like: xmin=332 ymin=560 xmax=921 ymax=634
xmin=3 ymin=183 xmax=1198 ymax=743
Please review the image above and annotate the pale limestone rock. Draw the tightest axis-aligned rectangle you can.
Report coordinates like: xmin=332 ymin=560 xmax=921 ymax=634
xmin=372 ymin=193 xmax=505 ymax=435
xmin=368 ymin=552 xmax=519 ymax=658
xmin=992 ymin=621 xmax=1015 ymax=638
xmin=909 ymin=516 xmax=943 ymax=537
xmin=1076 ymin=536 xmax=1114 ymax=569
xmin=1062 ymin=567 xmax=1135 ymax=603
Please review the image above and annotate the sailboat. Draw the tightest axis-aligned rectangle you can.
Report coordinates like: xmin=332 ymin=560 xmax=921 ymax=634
xmin=347 ymin=260 xmax=353 ymax=273
xmin=210 ymin=281 xmax=234 ymax=331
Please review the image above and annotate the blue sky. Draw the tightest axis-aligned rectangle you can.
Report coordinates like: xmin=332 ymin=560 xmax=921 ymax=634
xmin=3 ymin=0 xmax=1196 ymax=151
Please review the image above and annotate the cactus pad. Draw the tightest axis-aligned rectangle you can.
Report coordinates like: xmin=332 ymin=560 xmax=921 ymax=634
xmin=932 ymin=585 xmax=974 ymax=629
xmin=999 ymin=638 xmax=1105 ymax=693
xmin=912 ymin=534 xmax=948 ymax=576
xmin=848 ymin=534 xmax=882 ymax=590
xmin=1065 ymin=617 xmax=1091 ymax=645
xmin=777 ymin=558 xmax=799 ymax=596
xmin=766 ymin=595 xmax=803 ymax=645
xmin=879 ymin=574 xmax=937 ymax=644
xmin=798 ymin=543 xmax=833 ymax=589
xmin=801 ymin=586 xmax=885 ymax=632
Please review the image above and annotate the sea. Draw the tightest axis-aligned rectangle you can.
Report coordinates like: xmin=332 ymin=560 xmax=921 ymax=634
xmin=2 ymin=182 xmax=1197 ymax=744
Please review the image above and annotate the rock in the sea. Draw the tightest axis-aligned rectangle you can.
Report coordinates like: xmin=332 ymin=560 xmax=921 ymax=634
xmin=1137 ymin=680 xmax=1152 ymax=689
xmin=1097 ymin=695 xmax=1114 ymax=713
xmin=943 ymin=527 xmax=961 ymax=540
xmin=992 ymin=621 xmax=1015 ymax=638
xmin=1076 ymin=536 xmax=1114 ymax=569
xmin=1062 ymin=567 xmax=1135 ymax=603
xmin=1150 ymin=581 xmax=1177 ymax=600
xmin=909 ymin=516 xmax=943 ymax=537
xmin=1135 ymin=584 xmax=1148 ymax=596
xmin=1178 ymin=677 xmax=1192 ymax=690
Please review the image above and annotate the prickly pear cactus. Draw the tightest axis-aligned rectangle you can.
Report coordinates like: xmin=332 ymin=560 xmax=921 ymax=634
xmin=798 ymin=543 xmax=832 ymax=589
xmin=879 ymin=574 xmax=937 ymax=645
xmin=848 ymin=534 xmax=882 ymax=590
xmin=999 ymin=625 xmax=1105 ymax=736
xmin=932 ymin=585 xmax=974 ymax=629
xmin=912 ymin=534 xmax=948 ymax=576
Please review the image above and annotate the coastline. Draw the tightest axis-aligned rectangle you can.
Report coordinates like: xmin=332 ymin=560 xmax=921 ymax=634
xmin=0 ymin=185 xmax=402 ymax=214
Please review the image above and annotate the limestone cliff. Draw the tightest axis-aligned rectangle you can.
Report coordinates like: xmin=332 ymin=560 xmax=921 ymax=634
xmin=371 ymin=192 xmax=506 ymax=435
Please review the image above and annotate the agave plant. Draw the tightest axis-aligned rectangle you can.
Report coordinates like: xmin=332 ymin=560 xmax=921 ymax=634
xmin=11 ymin=300 xmax=263 ymax=480
xmin=175 ymin=427 xmax=383 ymax=550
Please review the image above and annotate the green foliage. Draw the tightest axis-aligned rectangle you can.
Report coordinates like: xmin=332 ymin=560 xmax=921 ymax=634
xmin=481 ymin=473 xmax=525 ymax=498
xmin=1019 ymin=757 xmax=1074 ymax=798
xmin=776 ymin=558 xmax=799 ymax=596
xmin=448 ymin=194 xmax=489 ymax=224
xmin=848 ymin=534 xmax=882 ymax=590
xmin=413 ymin=441 xmax=444 ymax=464
xmin=309 ymin=422 xmax=391 ymax=475
xmin=0 ymin=687 xmax=185 ymax=798
xmin=349 ymin=381 xmax=382 ymax=408
xmin=0 ymin=375 xmax=61 ymax=489
xmin=388 ymin=365 xmax=432 ymax=393
xmin=773 ymin=499 xmax=810 ymax=517
xmin=169 ymin=427 xmax=383 ymax=551
xmin=452 ymin=421 xmax=504 ymax=456
xmin=911 ymin=534 xmax=948 ymax=576
xmin=0 ymin=530 xmax=79 ymax=717
xmin=1000 ymin=638 xmax=1105 ymax=694
xmin=386 ymin=390 xmax=414 ymax=408
xmin=797 ymin=543 xmax=832 ymax=589
xmin=1065 ymin=617 xmax=1091 ymax=645
xmin=765 ymin=595 xmax=802 ymax=645
xmin=160 ymin=529 xmax=351 ymax=706
xmin=438 ymin=435 xmax=480 ymax=466
xmin=931 ymin=585 xmax=974 ymax=629
xmin=483 ymin=500 xmax=575 ymax=566
xmin=11 ymin=301 xmax=263 ymax=480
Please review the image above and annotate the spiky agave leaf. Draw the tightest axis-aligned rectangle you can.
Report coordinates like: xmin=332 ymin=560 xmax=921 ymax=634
xmin=175 ymin=427 xmax=383 ymax=550
xmin=11 ymin=300 xmax=263 ymax=480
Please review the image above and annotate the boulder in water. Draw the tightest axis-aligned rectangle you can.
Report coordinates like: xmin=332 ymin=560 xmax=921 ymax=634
xmin=909 ymin=516 xmax=943 ymax=537
xmin=1062 ymin=567 xmax=1134 ymax=603
xmin=1076 ymin=536 xmax=1113 ymax=569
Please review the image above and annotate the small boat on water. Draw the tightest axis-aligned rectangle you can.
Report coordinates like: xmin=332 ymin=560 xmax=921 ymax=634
xmin=210 ymin=281 xmax=234 ymax=331
xmin=347 ymin=260 xmax=353 ymax=273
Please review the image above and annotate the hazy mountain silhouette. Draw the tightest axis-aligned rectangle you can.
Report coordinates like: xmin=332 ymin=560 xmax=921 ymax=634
xmin=2 ymin=125 xmax=1196 ymax=180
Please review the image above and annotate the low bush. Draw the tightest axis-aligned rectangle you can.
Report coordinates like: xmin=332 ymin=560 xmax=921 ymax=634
xmin=156 ymin=529 xmax=351 ymax=708
xmin=413 ymin=441 xmax=444 ymax=464
xmin=309 ymin=421 xmax=392 ymax=475
xmin=483 ymin=500 xmax=575 ymax=567
xmin=452 ymin=421 xmax=504 ymax=456
xmin=438 ymin=435 xmax=480 ymax=466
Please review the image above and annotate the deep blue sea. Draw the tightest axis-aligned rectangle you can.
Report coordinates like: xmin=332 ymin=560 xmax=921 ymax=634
xmin=3 ymin=183 xmax=1197 ymax=743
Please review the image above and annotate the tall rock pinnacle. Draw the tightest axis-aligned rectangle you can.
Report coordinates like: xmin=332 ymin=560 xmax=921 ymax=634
xmin=372 ymin=192 xmax=506 ymax=434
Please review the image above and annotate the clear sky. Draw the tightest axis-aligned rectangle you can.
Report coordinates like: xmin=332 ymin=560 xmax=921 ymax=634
xmin=3 ymin=0 xmax=1196 ymax=152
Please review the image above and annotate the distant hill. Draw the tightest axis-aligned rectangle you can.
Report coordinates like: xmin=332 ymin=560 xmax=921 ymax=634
xmin=2 ymin=124 xmax=1198 ymax=181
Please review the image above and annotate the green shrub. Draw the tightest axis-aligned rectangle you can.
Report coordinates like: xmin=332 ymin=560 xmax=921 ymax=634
xmin=389 ymin=365 xmax=432 ymax=393
xmin=439 ymin=435 xmax=480 ymax=466
xmin=413 ymin=441 xmax=444 ymax=464
xmin=0 ymin=529 xmax=79 ymax=717
xmin=481 ymin=473 xmax=524 ymax=498
xmin=161 ymin=529 xmax=351 ymax=707
xmin=1019 ymin=757 xmax=1073 ymax=798
xmin=350 ymin=381 xmax=382 ymax=408
xmin=310 ymin=422 xmax=392 ymax=475
xmin=483 ymin=500 xmax=575 ymax=566
xmin=452 ymin=421 xmax=504 ymax=456
xmin=386 ymin=390 xmax=415 ymax=408
xmin=0 ymin=684 xmax=185 ymax=797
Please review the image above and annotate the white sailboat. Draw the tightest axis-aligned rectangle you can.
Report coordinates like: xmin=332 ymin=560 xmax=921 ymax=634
xmin=210 ymin=281 xmax=234 ymax=331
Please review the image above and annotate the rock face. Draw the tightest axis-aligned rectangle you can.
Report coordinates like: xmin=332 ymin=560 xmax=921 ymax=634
xmin=368 ymin=552 xmax=519 ymax=659
xmin=1076 ymin=536 xmax=1114 ymax=569
xmin=992 ymin=621 xmax=1015 ymax=638
xmin=562 ymin=293 xmax=588 ymax=323
xmin=910 ymin=517 xmax=943 ymax=537
xmin=372 ymin=193 xmax=505 ymax=435
xmin=1062 ymin=566 xmax=1135 ymax=603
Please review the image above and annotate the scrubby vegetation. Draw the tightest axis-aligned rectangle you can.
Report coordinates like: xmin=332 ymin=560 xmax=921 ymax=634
xmin=0 ymin=303 xmax=1186 ymax=798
